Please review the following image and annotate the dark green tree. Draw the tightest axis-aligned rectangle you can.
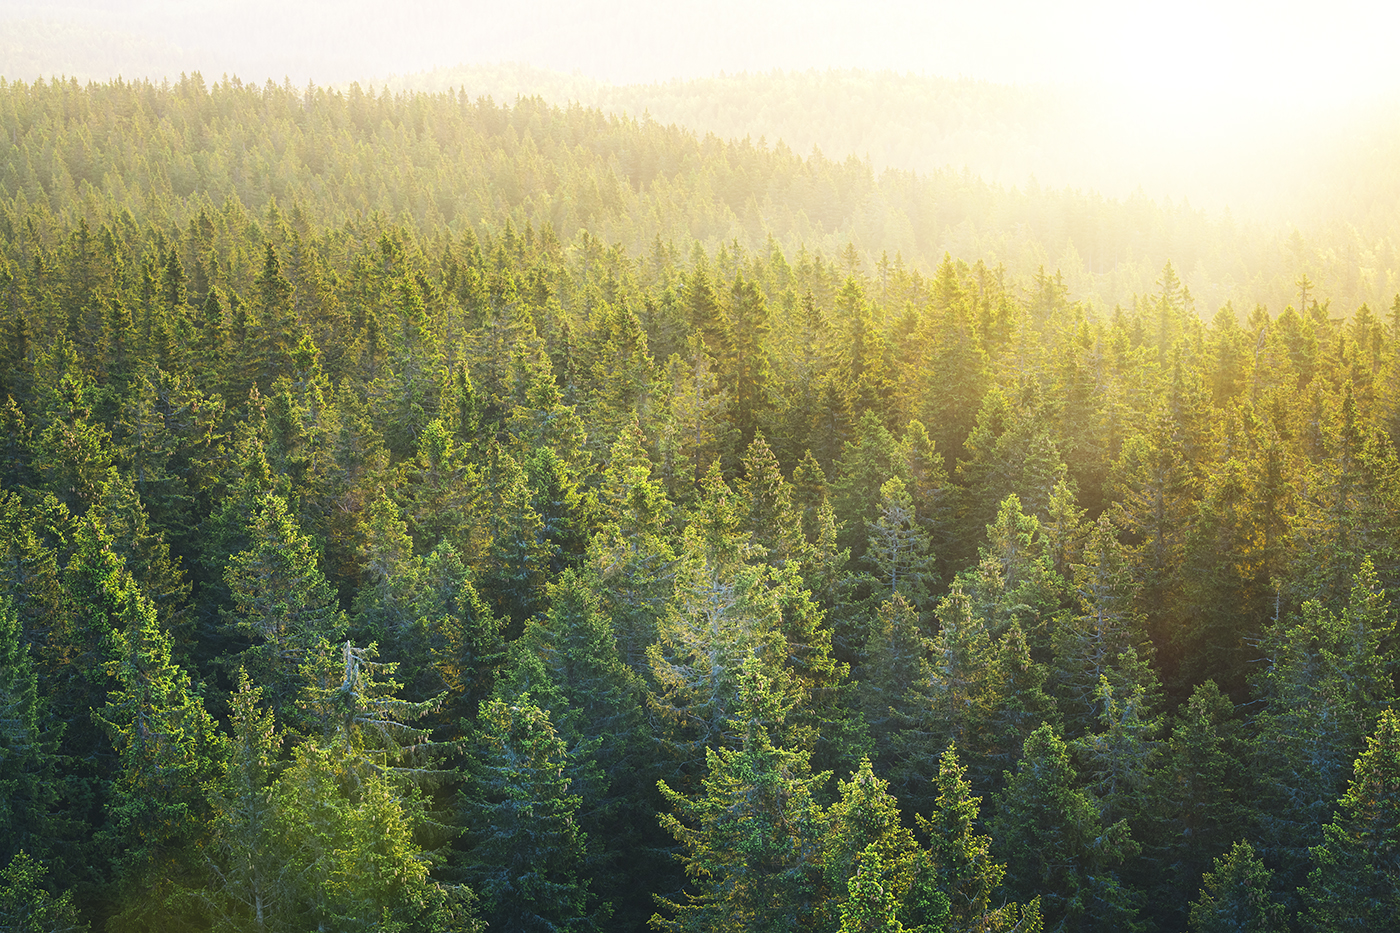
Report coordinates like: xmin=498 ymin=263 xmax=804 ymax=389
xmin=0 ymin=851 xmax=87 ymax=933
xmin=94 ymin=568 xmax=226 ymax=930
xmin=1187 ymin=841 xmax=1287 ymax=933
xmin=0 ymin=594 xmax=59 ymax=865
xmin=991 ymin=724 xmax=1140 ymax=933
xmin=653 ymin=657 xmax=825 ymax=933
xmin=222 ymin=493 xmax=346 ymax=726
xmin=461 ymin=695 xmax=598 ymax=932
xmin=1302 ymin=708 xmax=1400 ymax=932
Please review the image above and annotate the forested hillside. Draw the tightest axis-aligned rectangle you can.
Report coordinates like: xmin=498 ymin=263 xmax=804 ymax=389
xmin=0 ymin=74 xmax=1398 ymax=933
xmin=7 ymin=71 xmax=1400 ymax=317
xmin=386 ymin=64 xmax=1400 ymax=313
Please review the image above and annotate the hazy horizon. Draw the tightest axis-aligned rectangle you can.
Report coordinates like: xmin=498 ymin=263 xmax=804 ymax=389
xmin=3 ymin=1 xmax=1398 ymax=222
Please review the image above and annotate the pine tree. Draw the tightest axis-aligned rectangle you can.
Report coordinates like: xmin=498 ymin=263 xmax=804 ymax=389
xmin=94 ymin=567 xmax=226 ymax=929
xmin=0 ymin=594 xmax=59 ymax=865
xmin=588 ymin=418 xmax=676 ymax=673
xmin=919 ymin=744 xmax=1042 ymax=933
xmin=736 ymin=433 xmax=806 ymax=571
xmin=1051 ymin=512 xmax=1151 ymax=738
xmin=401 ymin=417 xmax=479 ymax=558
xmin=482 ymin=442 xmax=550 ymax=625
xmin=818 ymin=759 xmax=922 ymax=932
xmin=197 ymin=671 xmax=291 ymax=933
xmin=1070 ymin=663 xmax=1162 ymax=830
xmin=1249 ymin=558 xmax=1396 ymax=898
xmin=658 ymin=334 xmax=731 ymax=499
xmin=265 ymin=638 xmax=471 ymax=930
xmin=271 ymin=730 xmax=476 ymax=933
xmin=646 ymin=467 xmax=795 ymax=772
xmin=222 ymin=493 xmax=346 ymax=726
xmin=888 ymin=582 xmax=998 ymax=810
xmin=500 ymin=569 xmax=661 ymax=931
xmin=723 ymin=274 xmax=773 ymax=450
xmin=867 ymin=477 xmax=934 ymax=608
xmin=960 ymin=494 xmax=1064 ymax=649
xmin=0 ymin=851 xmax=87 ymax=933
xmin=1147 ymin=680 xmax=1249 ymax=930
xmin=857 ymin=595 xmax=928 ymax=774
xmin=836 ymin=847 xmax=907 ymax=933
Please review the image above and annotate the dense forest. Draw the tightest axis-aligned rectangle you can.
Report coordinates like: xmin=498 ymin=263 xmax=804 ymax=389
xmin=0 ymin=73 xmax=1398 ymax=933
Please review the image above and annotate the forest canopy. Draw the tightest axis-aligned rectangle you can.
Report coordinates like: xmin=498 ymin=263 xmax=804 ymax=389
xmin=0 ymin=72 xmax=1398 ymax=933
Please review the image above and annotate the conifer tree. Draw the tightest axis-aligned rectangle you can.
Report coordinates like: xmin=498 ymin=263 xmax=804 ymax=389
xmin=888 ymin=582 xmax=998 ymax=809
xmin=0 ymin=594 xmax=59 ymax=866
xmin=653 ymin=657 xmax=825 ymax=933
xmin=588 ymin=418 xmax=676 ymax=673
xmin=1187 ymin=841 xmax=1287 ymax=933
xmin=658 ymin=334 xmax=731 ymax=498
xmin=461 ymin=695 xmax=597 ymax=933
xmin=498 ymin=568 xmax=662 ymax=930
xmin=1302 ymin=709 xmax=1400 ymax=932
xmin=271 ymin=730 xmax=476 ymax=933
xmin=482 ymin=442 xmax=550 ymax=625
xmin=723 ymin=274 xmax=773 ymax=449
xmin=1148 ymin=681 xmax=1248 ymax=928
xmin=920 ymin=744 xmax=1042 ymax=933
xmin=736 ymin=433 xmax=806 ymax=570
xmin=402 ymin=417 xmax=480 ymax=558
xmin=992 ymin=724 xmax=1140 ymax=933
xmin=960 ymin=494 xmax=1063 ymax=646
xmin=1249 ymin=558 xmax=1396 ymax=897
xmin=222 ymin=493 xmax=345 ymax=726
xmin=0 ymin=851 xmax=87 ymax=933
xmin=836 ymin=848 xmax=907 ymax=933
xmin=94 ymin=567 xmax=225 ymax=929
xmin=857 ymin=595 xmax=928 ymax=773
xmin=646 ymin=465 xmax=795 ymax=770
xmin=197 ymin=671 xmax=290 ymax=933
xmin=866 ymin=476 xmax=934 ymax=607
xmin=818 ymin=759 xmax=923 ymax=932
xmin=1051 ymin=512 xmax=1151 ymax=738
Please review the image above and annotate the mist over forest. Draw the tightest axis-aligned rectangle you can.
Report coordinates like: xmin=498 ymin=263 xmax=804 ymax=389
xmin=1 ymin=5 xmax=1399 ymax=933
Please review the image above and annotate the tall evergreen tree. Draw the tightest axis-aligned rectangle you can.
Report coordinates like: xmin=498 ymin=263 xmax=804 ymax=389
xmin=1302 ymin=709 xmax=1400 ymax=932
xmin=461 ymin=695 xmax=598 ymax=933
xmin=653 ymin=657 xmax=825 ymax=933
xmin=991 ymin=724 xmax=1140 ymax=933
xmin=1187 ymin=841 xmax=1287 ymax=933
xmin=222 ymin=493 xmax=346 ymax=727
xmin=0 ymin=593 xmax=59 ymax=866
xmin=94 ymin=567 xmax=225 ymax=931
xmin=1249 ymin=558 xmax=1396 ymax=898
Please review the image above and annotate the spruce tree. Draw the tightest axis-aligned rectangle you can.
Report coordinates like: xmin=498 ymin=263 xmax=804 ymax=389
xmin=0 ymin=594 xmax=59 ymax=866
xmin=1187 ymin=841 xmax=1286 ymax=933
xmin=653 ymin=657 xmax=825 ymax=933
xmin=222 ymin=493 xmax=345 ymax=727
xmin=461 ymin=695 xmax=598 ymax=932
xmin=1302 ymin=709 xmax=1400 ymax=931
xmin=991 ymin=724 xmax=1140 ymax=933
xmin=94 ymin=567 xmax=225 ymax=930
xmin=0 ymin=851 xmax=87 ymax=933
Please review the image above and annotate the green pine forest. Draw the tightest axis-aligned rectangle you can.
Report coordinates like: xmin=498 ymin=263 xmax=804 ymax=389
xmin=1 ymin=72 xmax=1399 ymax=933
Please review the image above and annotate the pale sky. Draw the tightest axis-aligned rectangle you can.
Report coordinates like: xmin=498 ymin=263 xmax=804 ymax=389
xmin=3 ymin=0 xmax=1396 ymax=218
xmin=4 ymin=0 xmax=1397 ymax=110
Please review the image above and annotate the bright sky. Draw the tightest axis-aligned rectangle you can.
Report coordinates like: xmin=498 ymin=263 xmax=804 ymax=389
xmin=2 ymin=0 xmax=1395 ymax=216
xmin=5 ymin=0 xmax=1397 ymax=108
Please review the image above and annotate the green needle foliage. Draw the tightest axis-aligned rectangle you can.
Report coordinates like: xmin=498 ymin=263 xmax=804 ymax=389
xmin=0 ymin=70 xmax=1397 ymax=933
